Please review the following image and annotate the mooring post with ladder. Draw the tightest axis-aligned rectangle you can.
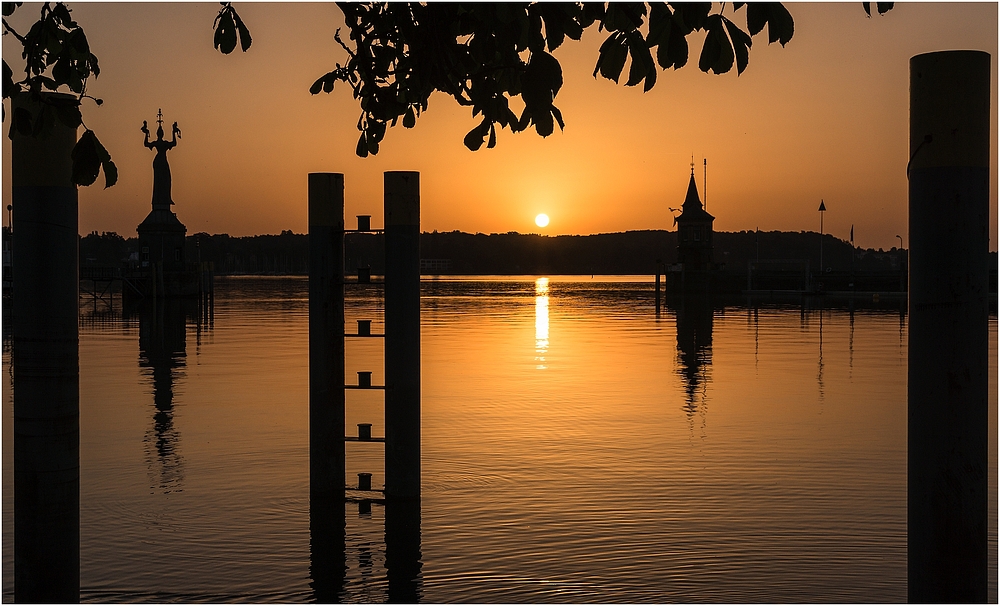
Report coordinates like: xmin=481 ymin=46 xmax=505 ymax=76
xmin=308 ymin=172 xmax=424 ymax=498
xmin=308 ymin=171 xmax=422 ymax=600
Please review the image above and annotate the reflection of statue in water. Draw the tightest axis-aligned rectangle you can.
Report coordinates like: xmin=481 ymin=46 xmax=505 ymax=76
xmin=141 ymin=108 xmax=181 ymax=211
xmin=137 ymin=299 xmax=191 ymax=493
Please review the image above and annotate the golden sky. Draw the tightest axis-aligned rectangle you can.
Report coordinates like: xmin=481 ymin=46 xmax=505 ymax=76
xmin=2 ymin=2 xmax=997 ymax=250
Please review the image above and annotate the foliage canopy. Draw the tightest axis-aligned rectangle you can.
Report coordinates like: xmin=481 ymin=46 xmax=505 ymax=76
xmin=1 ymin=2 xmax=894 ymax=187
xmin=1 ymin=2 xmax=242 ymax=187
xmin=301 ymin=2 xmax=889 ymax=157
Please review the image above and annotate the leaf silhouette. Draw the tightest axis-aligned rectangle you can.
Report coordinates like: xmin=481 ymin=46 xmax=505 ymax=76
xmin=747 ymin=3 xmax=794 ymax=46
xmin=71 ymin=129 xmax=101 ymax=186
xmin=723 ymin=16 xmax=752 ymax=75
xmin=699 ymin=15 xmax=734 ymax=75
xmin=595 ymin=31 xmax=628 ymax=83
xmin=213 ymin=4 xmax=250 ymax=54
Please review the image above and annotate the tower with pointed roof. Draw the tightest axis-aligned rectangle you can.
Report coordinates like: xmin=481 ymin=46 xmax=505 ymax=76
xmin=675 ymin=163 xmax=715 ymax=271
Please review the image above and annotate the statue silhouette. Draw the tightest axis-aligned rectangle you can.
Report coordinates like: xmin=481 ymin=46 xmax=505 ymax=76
xmin=142 ymin=109 xmax=179 ymax=211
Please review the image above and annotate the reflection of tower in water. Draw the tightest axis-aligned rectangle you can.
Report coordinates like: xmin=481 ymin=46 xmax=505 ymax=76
xmin=137 ymin=299 xmax=194 ymax=493
xmin=673 ymin=298 xmax=714 ymax=434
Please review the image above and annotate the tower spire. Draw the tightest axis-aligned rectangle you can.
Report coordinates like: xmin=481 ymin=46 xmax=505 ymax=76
xmin=690 ymin=154 xmax=695 ymax=176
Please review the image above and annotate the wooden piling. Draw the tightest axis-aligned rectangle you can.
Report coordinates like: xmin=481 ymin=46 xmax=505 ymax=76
xmin=908 ymin=50 xmax=990 ymax=603
xmin=11 ymin=92 xmax=80 ymax=603
xmin=654 ymin=267 xmax=661 ymax=312
xmin=308 ymin=173 xmax=345 ymax=499
xmin=384 ymin=171 xmax=420 ymax=500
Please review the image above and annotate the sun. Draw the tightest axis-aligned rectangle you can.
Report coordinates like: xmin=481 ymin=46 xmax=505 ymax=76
xmin=535 ymin=213 xmax=550 ymax=228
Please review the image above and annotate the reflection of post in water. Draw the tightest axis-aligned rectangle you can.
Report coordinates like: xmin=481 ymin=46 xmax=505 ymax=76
xmin=138 ymin=298 xmax=195 ymax=493
xmin=309 ymin=495 xmax=347 ymax=602
xmin=849 ymin=307 xmax=855 ymax=377
xmin=385 ymin=497 xmax=422 ymax=603
xmin=672 ymin=297 xmax=714 ymax=431
xmin=898 ymin=301 xmax=905 ymax=361
xmin=817 ymin=308 xmax=825 ymax=403
xmin=749 ymin=306 xmax=759 ymax=371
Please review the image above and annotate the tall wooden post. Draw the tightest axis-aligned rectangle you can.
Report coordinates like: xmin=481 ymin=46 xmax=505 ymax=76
xmin=308 ymin=173 xmax=345 ymax=498
xmin=384 ymin=171 xmax=420 ymax=500
xmin=308 ymin=174 xmax=347 ymax=599
xmin=908 ymin=50 xmax=990 ymax=603
xmin=383 ymin=171 xmax=423 ymax=602
xmin=11 ymin=93 xmax=80 ymax=602
xmin=654 ymin=260 xmax=661 ymax=313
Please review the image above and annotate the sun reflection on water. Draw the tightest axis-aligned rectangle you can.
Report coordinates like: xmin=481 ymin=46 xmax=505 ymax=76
xmin=534 ymin=277 xmax=549 ymax=369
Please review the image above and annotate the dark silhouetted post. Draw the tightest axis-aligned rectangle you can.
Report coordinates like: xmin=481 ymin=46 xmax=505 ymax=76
xmin=384 ymin=171 xmax=420 ymax=499
xmin=818 ymin=200 xmax=826 ymax=279
xmin=384 ymin=172 xmax=423 ymax=600
xmin=654 ymin=259 xmax=661 ymax=313
xmin=12 ymin=93 xmax=80 ymax=602
xmin=908 ymin=49 xmax=990 ymax=604
xmin=308 ymin=173 xmax=347 ymax=601
xmin=308 ymin=173 xmax=345 ymax=498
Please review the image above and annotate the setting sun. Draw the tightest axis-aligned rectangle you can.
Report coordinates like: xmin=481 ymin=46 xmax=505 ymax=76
xmin=535 ymin=213 xmax=550 ymax=228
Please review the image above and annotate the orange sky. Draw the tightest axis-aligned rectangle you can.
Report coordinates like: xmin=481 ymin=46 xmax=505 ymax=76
xmin=2 ymin=2 xmax=997 ymax=250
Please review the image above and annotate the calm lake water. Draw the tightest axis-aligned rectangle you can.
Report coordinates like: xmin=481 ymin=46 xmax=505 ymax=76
xmin=3 ymin=276 xmax=997 ymax=603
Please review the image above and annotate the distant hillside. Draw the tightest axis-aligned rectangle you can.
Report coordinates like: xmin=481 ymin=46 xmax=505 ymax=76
xmin=73 ymin=228 xmax=973 ymax=276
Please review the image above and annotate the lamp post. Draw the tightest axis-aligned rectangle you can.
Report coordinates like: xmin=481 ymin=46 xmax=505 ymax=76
xmin=896 ymin=234 xmax=906 ymax=292
xmin=818 ymin=200 xmax=826 ymax=276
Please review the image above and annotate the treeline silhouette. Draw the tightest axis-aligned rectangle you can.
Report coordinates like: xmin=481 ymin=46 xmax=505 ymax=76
xmin=73 ymin=227 xmax=1000 ymax=285
xmin=77 ymin=229 xmax=926 ymax=276
xmin=419 ymin=230 xmax=910 ymax=275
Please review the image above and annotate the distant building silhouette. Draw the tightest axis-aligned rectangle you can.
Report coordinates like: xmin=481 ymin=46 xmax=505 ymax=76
xmin=675 ymin=165 xmax=715 ymax=272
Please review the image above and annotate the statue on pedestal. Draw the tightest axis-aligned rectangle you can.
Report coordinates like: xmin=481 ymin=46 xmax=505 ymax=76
xmin=141 ymin=109 xmax=181 ymax=211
